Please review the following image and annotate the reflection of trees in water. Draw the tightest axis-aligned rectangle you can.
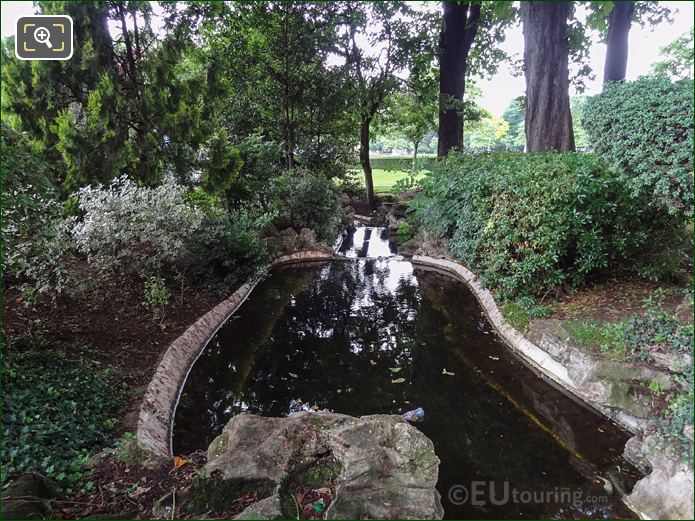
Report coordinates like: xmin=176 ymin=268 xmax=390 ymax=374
xmin=174 ymin=260 xmax=422 ymax=451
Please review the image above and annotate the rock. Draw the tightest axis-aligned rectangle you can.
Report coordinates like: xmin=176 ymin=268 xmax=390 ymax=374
xmin=623 ymin=435 xmax=650 ymax=474
xmin=278 ymin=227 xmax=300 ymax=252
xmin=415 ymin=229 xmax=453 ymax=260
xmin=398 ymin=236 xmax=422 ymax=257
xmin=651 ymin=351 xmax=692 ymax=374
xmin=675 ymin=299 xmax=693 ymax=324
xmin=201 ymin=411 xmax=443 ymax=520
xmin=298 ymin=228 xmax=317 ymax=245
xmin=234 ymin=494 xmax=282 ymax=520
xmin=1 ymin=472 xmax=61 ymax=519
xmin=626 ymin=433 xmax=694 ymax=520
xmin=526 ymin=319 xmax=676 ymax=419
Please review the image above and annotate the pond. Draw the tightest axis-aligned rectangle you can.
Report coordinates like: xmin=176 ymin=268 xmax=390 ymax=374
xmin=173 ymin=227 xmax=638 ymax=519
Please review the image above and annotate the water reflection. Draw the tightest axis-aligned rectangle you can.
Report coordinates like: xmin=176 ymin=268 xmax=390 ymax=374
xmin=173 ymin=259 xmax=636 ymax=519
xmin=337 ymin=226 xmax=398 ymax=258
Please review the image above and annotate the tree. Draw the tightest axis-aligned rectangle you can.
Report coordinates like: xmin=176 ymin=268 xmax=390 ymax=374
xmin=380 ymin=66 xmax=438 ymax=170
xmin=437 ymin=2 xmax=481 ymax=158
xmin=652 ymin=28 xmax=694 ymax=80
xmin=586 ymin=1 xmax=672 ymax=85
xmin=603 ymin=1 xmax=635 ymax=83
xmin=521 ymin=2 xmax=575 ymax=152
xmin=199 ymin=2 xmax=354 ymax=173
xmin=500 ymin=97 xmax=525 ymax=151
xmin=336 ymin=2 xmax=431 ymax=207
xmin=436 ymin=1 xmax=515 ymax=158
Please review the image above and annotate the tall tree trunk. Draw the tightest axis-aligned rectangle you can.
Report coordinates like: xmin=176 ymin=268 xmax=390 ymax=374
xmin=412 ymin=141 xmax=419 ymax=173
xmin=521 ymin=2 xmax=575 ymax=152
xmin=437 ymin=1 xmax=481 ymax=158
xmin=360 ymin=115 xmax=375 ymax=208
xmin=603 ymin=1 xmax=635 ymax=84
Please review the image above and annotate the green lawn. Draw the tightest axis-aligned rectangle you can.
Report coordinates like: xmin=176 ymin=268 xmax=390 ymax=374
xmin=348 ymin=168 xmax=427 ymax=194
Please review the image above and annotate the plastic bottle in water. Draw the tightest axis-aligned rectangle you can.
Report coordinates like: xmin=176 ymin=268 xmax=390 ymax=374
xmin=401 ymin=407 xmax=425 ymax=423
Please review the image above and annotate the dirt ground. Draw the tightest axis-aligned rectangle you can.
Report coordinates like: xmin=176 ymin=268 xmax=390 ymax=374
xmin=546 ymin=276 xmax=687 ymax=323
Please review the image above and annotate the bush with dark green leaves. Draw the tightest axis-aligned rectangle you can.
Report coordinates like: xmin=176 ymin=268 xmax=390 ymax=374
xmin=272 ymin=169 xmax=342 ymax=242
xmin=2 ymin=341 xmax=125 ymax=491
xmin=412 ymin=151 xmax=684 ymax=299
xmin=583 ymin=75 xmax=694 ymax=216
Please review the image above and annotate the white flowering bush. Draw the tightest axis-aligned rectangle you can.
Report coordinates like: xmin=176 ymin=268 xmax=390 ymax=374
xmin=71 ymin=175 xmax=203 ymax=279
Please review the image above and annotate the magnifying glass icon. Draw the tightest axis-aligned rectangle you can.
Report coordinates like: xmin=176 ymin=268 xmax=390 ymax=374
xmin=34 ymin=26 xmax=52 ymax=48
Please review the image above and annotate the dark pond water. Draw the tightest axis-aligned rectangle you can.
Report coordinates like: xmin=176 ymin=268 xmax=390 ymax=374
xmin=173 ymin=227 xmax=638 ymax=519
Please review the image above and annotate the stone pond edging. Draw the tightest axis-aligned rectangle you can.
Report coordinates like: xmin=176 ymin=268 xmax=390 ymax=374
xmin=136 ymin=250 xmax=334 ymax=459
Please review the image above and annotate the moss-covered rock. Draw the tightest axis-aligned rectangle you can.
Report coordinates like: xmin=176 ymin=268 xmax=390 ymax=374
xmin=203 ymin=411 xmax=443 ymax=520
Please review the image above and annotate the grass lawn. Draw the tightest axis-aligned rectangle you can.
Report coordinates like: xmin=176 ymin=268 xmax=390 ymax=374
xmin=348 ymin=168 xmax=427 ymax=194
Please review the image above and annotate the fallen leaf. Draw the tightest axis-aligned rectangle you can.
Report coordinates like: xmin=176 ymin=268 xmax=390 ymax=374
xmin=174 ymin=456 xmax=187 ymax=469
xmin=488 ymin=355 xmax=499 ymax=361
xmin=370 ymin=360 xmax=377 ymax=366
xmin=336 ymin=389 xmax=342 ymax=394
xmin=289 ymin=372 xmax=298 ymax=378
xmin=389 ymin=367 xmax=402 ymax=373
xmin=442 ymin=369 xmax=455 ymax=376
xmin=391 ymin=378 xmax=405 ymax=383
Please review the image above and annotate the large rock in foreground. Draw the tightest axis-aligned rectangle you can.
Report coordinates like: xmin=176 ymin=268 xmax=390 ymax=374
xmin=203 ymin=411 xmax=443 ymax=520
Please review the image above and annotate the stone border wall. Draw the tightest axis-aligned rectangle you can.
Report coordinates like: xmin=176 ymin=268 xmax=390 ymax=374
xmin=411 ymin=255 xmax=642 ymax=433
xmin=136 ymin=250 xmax=334 ymax=458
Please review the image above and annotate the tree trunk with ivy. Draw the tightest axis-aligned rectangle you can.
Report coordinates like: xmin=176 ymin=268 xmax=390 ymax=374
xmin=437 ymin=1 xmax=481 ymax=158
xmin=603 ymin=1 xmax=635 ymax=84
xmin=521 ymin=1 xmax=575 ymax=152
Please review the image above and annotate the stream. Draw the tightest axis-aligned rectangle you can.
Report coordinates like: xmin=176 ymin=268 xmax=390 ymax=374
xmin=173 ymin=226 xmax=639 ymax=519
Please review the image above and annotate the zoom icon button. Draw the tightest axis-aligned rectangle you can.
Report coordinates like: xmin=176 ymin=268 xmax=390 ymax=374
xmin=16 ymin=15 xmax=73 ymax=60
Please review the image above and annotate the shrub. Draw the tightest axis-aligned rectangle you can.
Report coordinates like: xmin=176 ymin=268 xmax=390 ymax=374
xmin=583 ymin=75 xmax=694 ymax=216
xmin=71 ymin=175 xmax=203 ymax=280
xmin=272 ymin=169 xmax=342 ymax=242
xmin=1 ymin=123 xmax=74 ymax=303
xmin=143 ymin=275 xmax=172 ymax=321
xmin=2 ymin=340 xmax=125 ymax=491
xmin=412 ymin=151 xmax=684 ymax=299
xmin=187 ymin=209 xmax=271 ymax=293
xmin=396 ymin=221 xmax=415 ymax=243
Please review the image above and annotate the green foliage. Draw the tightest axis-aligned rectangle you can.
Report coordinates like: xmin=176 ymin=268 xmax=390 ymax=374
xmin=651 ymin=27 xmax=694 ymax=80
xmin=143 ymin=276 xmax=172 ymax=320
xmin=583 ymin=75 xmax=694 ymax=216
xmin=413 ymin=151 xmax=682 ymax=299
xmin=368 ymin=155 xmax=436 ymax=172
xmin=72 ymin=176 xmax=201 ymax=281
xmin=501 ymin=296 xmax=552 ymax=332
xmin=501 ymin=301 xmax=532 ymax=332
xmin=622 ymin=295 xmax=694 ymax=361
xmin=392 ymin=174 xmax=421 ymax=196
xmin=188 ymin=210 xmax=271 ymax=294
xmin=649 ymin=378 xmax=664 ymax=395
xmin=565 ymin=320 xmax=628 ymax=359
xmin=566 ymin=295 xmax=693 ymax=362
xmin=201 ymin=132 xmax=244 ymax=199
xmin=272 ymin=170 xmax=342 ymax=242
xmin=396 ymin=221 xmax=415 ymax=243
xmin=1 ymin=123 xmax=73 ymax=303
xmin=2 ymin=340 xmax=125 ymax=490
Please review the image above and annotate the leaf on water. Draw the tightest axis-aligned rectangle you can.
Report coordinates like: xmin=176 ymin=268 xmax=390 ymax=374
xmin=289 ymin=373 xmax=298 ymax=378
xmin=391 ymin=378 xmax=405 ymax=383
xmin=389 ymin=367 xmax=402 ymax=373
